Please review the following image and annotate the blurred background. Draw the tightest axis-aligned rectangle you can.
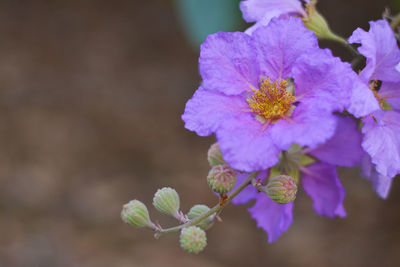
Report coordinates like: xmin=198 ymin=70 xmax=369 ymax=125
xmin=0 ymin=0 xmax=399 ymax=266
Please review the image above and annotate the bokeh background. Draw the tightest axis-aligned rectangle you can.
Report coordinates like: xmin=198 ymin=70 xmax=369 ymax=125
xmin=0 ymin=0 xmax=399 ymax=266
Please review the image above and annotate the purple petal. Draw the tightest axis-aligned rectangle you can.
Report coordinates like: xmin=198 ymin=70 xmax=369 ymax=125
xmin=293 ymin=48 xmax=379 ymax=116
xmin=349 ymin=20 xmax=400 ymax=83
xmin=301 ymin=163 xmax=346 ymax=218
xmin=248 ymin=194 xmax=293 ymax=243
xmin=232 ymin=170 xmax=269 ymax=205
xmin=362 ymin=110 xmax=400 ymax=178
xmin=252 ymin=17 xmax=318 ymax=80
xmin=361 ymin=154 xmax=393 ymax=199
xmin=361 ymin=152 xmax=373 ymax=178
xmin=216 ymin=113 xmax=280 ymax=171
xmin=199 ymin=31 xmax=259 ymax=95
xmin=240 ymin=0 xmax=305 ymax=23
xmin=270 ymin=105 xmax=337 ymax=150
xmin=244 ymin=13 xmax=289 ymax=35
xmin=309 ymin=116 xmax=363 ymax=167
xmin=347 ymin=75 xmax=380 ymax=117
xmin=369 ymin=173 xmax=393 ymax=199
xmin=379 ymin=82 xmax=400 ymax=111
xmin=182 ymin=88 xmax=248 ymax=136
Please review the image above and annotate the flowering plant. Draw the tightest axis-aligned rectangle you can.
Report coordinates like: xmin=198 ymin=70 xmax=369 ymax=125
xmin=121 ymin=0 xmax=400 ymax=254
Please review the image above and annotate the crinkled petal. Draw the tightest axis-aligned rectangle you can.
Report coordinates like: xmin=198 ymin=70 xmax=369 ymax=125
xmin=182 ymin=87 xmax=248 ymax=136
xmin=248 ymin=194 xmax=293 ymax=243
xmin=232 ymin=170 xmax=268 ymax=205
xmin=244 ymin=12 xmax=289 ymax=35
xmin=309 ymin=116 xmax=363 ymax=167
xmin=349 ymin=20 xmax=400 ymax=82
xmin=361 ymin=154 xmax=393 ymax=199
xmin=293 ymin=48 xmax=379 ymax=116
xmin=347 ymin=75 xmax=380 ymax=117
xmin=240 ymin=0 xmax=305 ymax=23
xmin=216 ymin=113 xmax=280 ymax=171
xmin=301 ymin=163 xmax=346 ymax=218
xmin=362 ymin=110 xmax=400 ymax=178
xmin=252 ymin=17 xmax=318 ymax=81
xmin=270 ymin=105 xmax=337 ymax=150
xmin=379 ymin=82 xmax=400 ymax=111
xmin=199 ymin=31 xmax=259 ymax=95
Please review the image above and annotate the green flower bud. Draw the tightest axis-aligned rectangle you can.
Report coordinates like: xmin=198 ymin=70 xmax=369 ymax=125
xmin=207 ymin=143 xmax=225 ymax=166
xmin=121 ymin=200 xmax=155 ymax=229
xmin=207 ymin=164 xmax=237 ymax=195
xmin=180 ymin=226 xmax=207 ymax=254
xmin=153 ymin=187 xmax=180 ymax=218
xmin=262 ymin=175 xmax=297 ymax=204
xmin=187 ymin=204 xmax=215 ymax=230
xmin=303 ymin=4 xmax=344 ymax=43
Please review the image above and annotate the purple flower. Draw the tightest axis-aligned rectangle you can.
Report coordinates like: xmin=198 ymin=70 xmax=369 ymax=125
xmin=232 ymin=116 xmax=362 ymax=242
xmin=183 ymin=17 xmax=373 ymax=172
xmin=349 ymin=20 xmax=400 ymax=196
xmin=240 ymin=0 xmax=307 ymax=34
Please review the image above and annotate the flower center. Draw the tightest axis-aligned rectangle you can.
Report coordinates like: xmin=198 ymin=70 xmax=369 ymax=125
xmin=369 ymin=80 xmax=391 ymax=110
xmin=247 ymin=77 xmax=295 ymax=123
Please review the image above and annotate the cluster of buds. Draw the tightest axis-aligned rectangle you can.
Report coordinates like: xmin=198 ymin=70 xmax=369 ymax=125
xmin=121 ymin=142 xmax=298 ymax=254
xmin=121 ymin=185 xmax=215 ymax=254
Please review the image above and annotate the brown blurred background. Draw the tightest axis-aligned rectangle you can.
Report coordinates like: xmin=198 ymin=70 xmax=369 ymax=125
xmin=0 ymin=1 xmax=399 ymax=266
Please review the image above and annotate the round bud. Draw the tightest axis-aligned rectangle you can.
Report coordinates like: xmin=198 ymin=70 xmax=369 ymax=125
xmin=207 ymin=143 xmax=225 ymax=166
xmin=263 ymin=175 xmax=297 ymax=204
xmin=180 ymin=226 xmax=207 ymax=254
xmin=153 ymin=187 xmax=180 ymax=218
xmin=207 ymin=165 xmax=237 ymax=195
xmin=121 ymin=200 xmax=155 ymax=228
xmin=187 ymin=204 xmax=215 ymax=230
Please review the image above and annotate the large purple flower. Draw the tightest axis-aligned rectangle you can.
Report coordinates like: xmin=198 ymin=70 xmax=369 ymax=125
xmin=232 ymin=116 xmax=362 ymax=242
xmin=349 ymin=20 xmax=400 ymax=197
xmin=183 ymin=17 xmax=374 ymax=172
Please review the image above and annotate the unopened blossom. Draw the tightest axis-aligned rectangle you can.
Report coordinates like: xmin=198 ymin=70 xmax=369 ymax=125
xmin=349 ymin=19 xmax=400 ymax=198
xmin=232 ymin=116 xmax=362 ymax=242
xmin=182 ymin=17 xmax=375 ymax=172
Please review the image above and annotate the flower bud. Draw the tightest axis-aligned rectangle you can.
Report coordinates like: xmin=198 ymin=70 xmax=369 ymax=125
xmin=153 ymin=187 xmax=180 ymax=218
xmin=121 ymin=200 xmax=155 ymax=229
xmin=187 ymin=204 xmax=215 ymax=230
xmin=207 ymin=143 xmax=225 ymax=166
xmin=303 ymin=4 xmax=344 ymax=43
xmin=207 ymin=164 xmax=237 ymax=195
xmin=262 ymin=175 xmax=297 ymax=204
xmin=180 ymin=226 xmax=207 ymax=254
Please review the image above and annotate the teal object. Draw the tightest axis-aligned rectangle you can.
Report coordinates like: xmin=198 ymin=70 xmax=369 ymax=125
xmin=174 ymin=0 xmax=244 ymax=48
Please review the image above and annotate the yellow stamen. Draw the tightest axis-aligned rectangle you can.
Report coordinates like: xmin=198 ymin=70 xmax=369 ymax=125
xmin=247 ymin=77 xmax=295 ymax=123
xmin=369 ymin=80 xmax=388 ymax=110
